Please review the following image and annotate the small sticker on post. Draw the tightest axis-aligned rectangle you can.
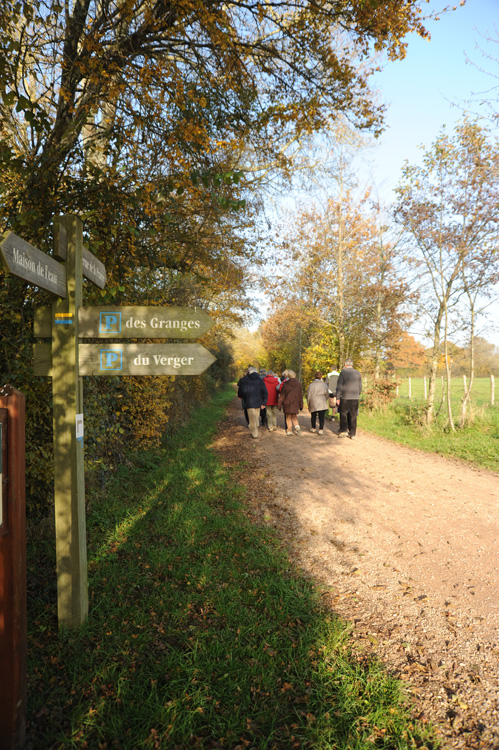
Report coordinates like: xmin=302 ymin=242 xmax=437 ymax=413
xmin=76 ymin=414 xmax=84 ymax=442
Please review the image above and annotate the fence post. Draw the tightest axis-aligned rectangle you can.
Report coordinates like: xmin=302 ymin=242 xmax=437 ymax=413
xmin=408 ymin=376 xmax=412 ymax=400
xmin=492 ymin=374 xmax=495 ymax=406
xmin=423 ymin=375 xmax=427 ymax=399
xmin=463 ymin=374 xmax=466 ymax=393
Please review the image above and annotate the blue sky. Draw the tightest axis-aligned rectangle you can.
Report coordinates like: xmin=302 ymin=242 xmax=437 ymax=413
xmin=363 ymin=0 xmax=499 ymax=347
xmin=365 ymin=0 xmax=499 ymax=200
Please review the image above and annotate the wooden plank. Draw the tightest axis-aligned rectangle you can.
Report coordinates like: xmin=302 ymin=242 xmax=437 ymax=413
xmin=53 ymin=218 xmax=68 ymax=262
xmin=33 ymin=343 xmax=52 ymax=376
xmin=82 ymin=247 xmax=106 ymax=289
xmin=0 ymin=231 xmax=66 ymax=298
xmin=79 ymin=343 xmax=216 ymax=376
xmin=78 ymin=306 xmax=213 ymax=338
xmin=33 ymin=306 xmax=51 ymax=338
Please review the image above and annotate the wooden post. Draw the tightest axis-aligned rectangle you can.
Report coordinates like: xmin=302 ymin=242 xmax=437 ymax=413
xmin=0 ymin=385 xmax=26 ymax=750
xmin=394 ymin=372 xmax=399 ymax=397
xmin=51 ymin=215 xmax=88 ymax=628
xmin=408 ymin=377 xmax=412 ymax=400
xmin=491 ymin=374 xmax=495 ymax=406
xmin=463 ymin=374 xmax=466 ymax=393
xmin=423 ymin=375 xmax=427 ymax=399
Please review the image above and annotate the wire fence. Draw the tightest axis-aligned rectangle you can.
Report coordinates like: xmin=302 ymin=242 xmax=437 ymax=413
xmin=389 ymin=375 xmax=496 ymax=406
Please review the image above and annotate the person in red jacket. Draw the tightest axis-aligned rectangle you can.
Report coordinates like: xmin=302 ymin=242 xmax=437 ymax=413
xmin=263 ymin=370 xmax=280 ymax=431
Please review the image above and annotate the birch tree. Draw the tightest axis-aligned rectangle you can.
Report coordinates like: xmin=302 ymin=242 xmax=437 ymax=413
xmin=394 ymin=120 xmax=499 ymax=425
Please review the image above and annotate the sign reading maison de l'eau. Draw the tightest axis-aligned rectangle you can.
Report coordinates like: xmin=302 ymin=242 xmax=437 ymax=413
xmin=0 ymin=231 xmax=67 ymax=298
xmin=34 ymin=305 xmax=214 ymax=339
xmin=1 ymin=230 xmax=107 ymax=294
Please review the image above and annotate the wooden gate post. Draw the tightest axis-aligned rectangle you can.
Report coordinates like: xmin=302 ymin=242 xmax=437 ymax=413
xmin=51 ymin=215 xmax=88 ymax=628
xmin=0 ymin=385 xmax=26 ymax=750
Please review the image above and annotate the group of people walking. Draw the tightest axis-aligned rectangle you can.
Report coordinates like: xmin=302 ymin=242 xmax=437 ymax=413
xmin=237 ymin=360 xmax=362 ymax=440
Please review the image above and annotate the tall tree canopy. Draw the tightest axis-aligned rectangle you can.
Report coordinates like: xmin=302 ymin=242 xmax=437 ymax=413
xmin=262 ymin=190 xmax=410 ymax=379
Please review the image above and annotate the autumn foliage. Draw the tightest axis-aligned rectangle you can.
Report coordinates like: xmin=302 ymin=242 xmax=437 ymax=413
xmin=0 ymin=0 xmax=433 ymax=513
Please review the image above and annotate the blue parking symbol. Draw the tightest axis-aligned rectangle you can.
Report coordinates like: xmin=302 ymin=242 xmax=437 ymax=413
xmin=100 ymin=311 xmax=122 ymax=334
xmin=100 ymin=349 xmax=123 ymax=371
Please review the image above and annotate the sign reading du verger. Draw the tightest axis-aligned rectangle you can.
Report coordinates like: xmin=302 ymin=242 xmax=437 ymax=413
xmin=78 ymin=343 xmax=215 ymax=376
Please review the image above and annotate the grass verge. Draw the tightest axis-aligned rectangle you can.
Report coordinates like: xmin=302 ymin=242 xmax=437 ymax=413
xmin=359 ymin=399 xmax=499 ymax=472
xmin=27 ymin=386 xmax=440 ymax=749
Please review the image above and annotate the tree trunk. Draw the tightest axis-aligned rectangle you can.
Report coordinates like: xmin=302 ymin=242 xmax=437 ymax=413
xmin=459 ymin=291 xmax=476 ymax=428
xmin=443 ymin=302 xmax=455 ymax=431
xmin=335 ymin=197 xmax=345 ymax=369
xmin=426 ymin=306 xmax=444 ymax=424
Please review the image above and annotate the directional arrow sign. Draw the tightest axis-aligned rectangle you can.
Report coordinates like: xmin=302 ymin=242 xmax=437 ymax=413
xmin=79 ymin=343 xmax=216 ymax=376
xmin=0 ymin=231 xmax=66 ymax=298
xmin=81 ymin=248 xmax=106 ymax=289
xmin=34 ymin=342 xmax=216 ymax=376
xmin=78 ymin=306 xmax=214 ymax=339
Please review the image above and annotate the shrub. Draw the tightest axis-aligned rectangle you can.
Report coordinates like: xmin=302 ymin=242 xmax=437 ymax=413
xmin=361 ymin=377 xmax=399 ymax=411
xmin=393 ymin=400 xmax=428 ymax=427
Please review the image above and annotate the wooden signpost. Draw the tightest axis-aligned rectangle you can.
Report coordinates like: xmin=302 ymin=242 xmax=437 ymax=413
xmin=1 ymin=215 xmax=215 ymax=630
xmin=50 ymin=215 xmax=88 ymax=629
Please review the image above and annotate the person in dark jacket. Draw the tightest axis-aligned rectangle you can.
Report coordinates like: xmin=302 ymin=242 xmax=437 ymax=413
xmin=259 ymin=369 xmax=268 ymax=427
xmin=238 ymin=366 xmax=268 ymax=438
xmin=335 ymin=359 xmax=362 ymax=439
xmin=237 ymin=366 xmax=253 ymax=425
xmin=278 ymin=370 xmax=303 ymax=436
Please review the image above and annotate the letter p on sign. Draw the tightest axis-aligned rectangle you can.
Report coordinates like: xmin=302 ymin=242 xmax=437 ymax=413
xmin=100 ymin=312 xmax=121 ymax=333
xmin=100 ymin=349 xmax=122 ymax=371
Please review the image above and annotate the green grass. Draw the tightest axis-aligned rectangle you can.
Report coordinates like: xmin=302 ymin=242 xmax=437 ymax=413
xmin=27 ymin=386 xmax=440 ymax=749
xmin=360 ymin=378 xmax=499 ymax=471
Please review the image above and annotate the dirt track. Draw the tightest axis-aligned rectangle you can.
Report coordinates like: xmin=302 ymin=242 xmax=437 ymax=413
xmin=212 ymin=398 xmax=499 ymax=750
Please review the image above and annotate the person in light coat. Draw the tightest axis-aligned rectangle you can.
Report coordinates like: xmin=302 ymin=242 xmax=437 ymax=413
xmin=306 ymin=371 xmax=329 ymax=434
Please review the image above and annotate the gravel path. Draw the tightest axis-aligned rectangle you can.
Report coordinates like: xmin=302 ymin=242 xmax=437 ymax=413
xmin=212 ymin=397 xmax=499 ymax=750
